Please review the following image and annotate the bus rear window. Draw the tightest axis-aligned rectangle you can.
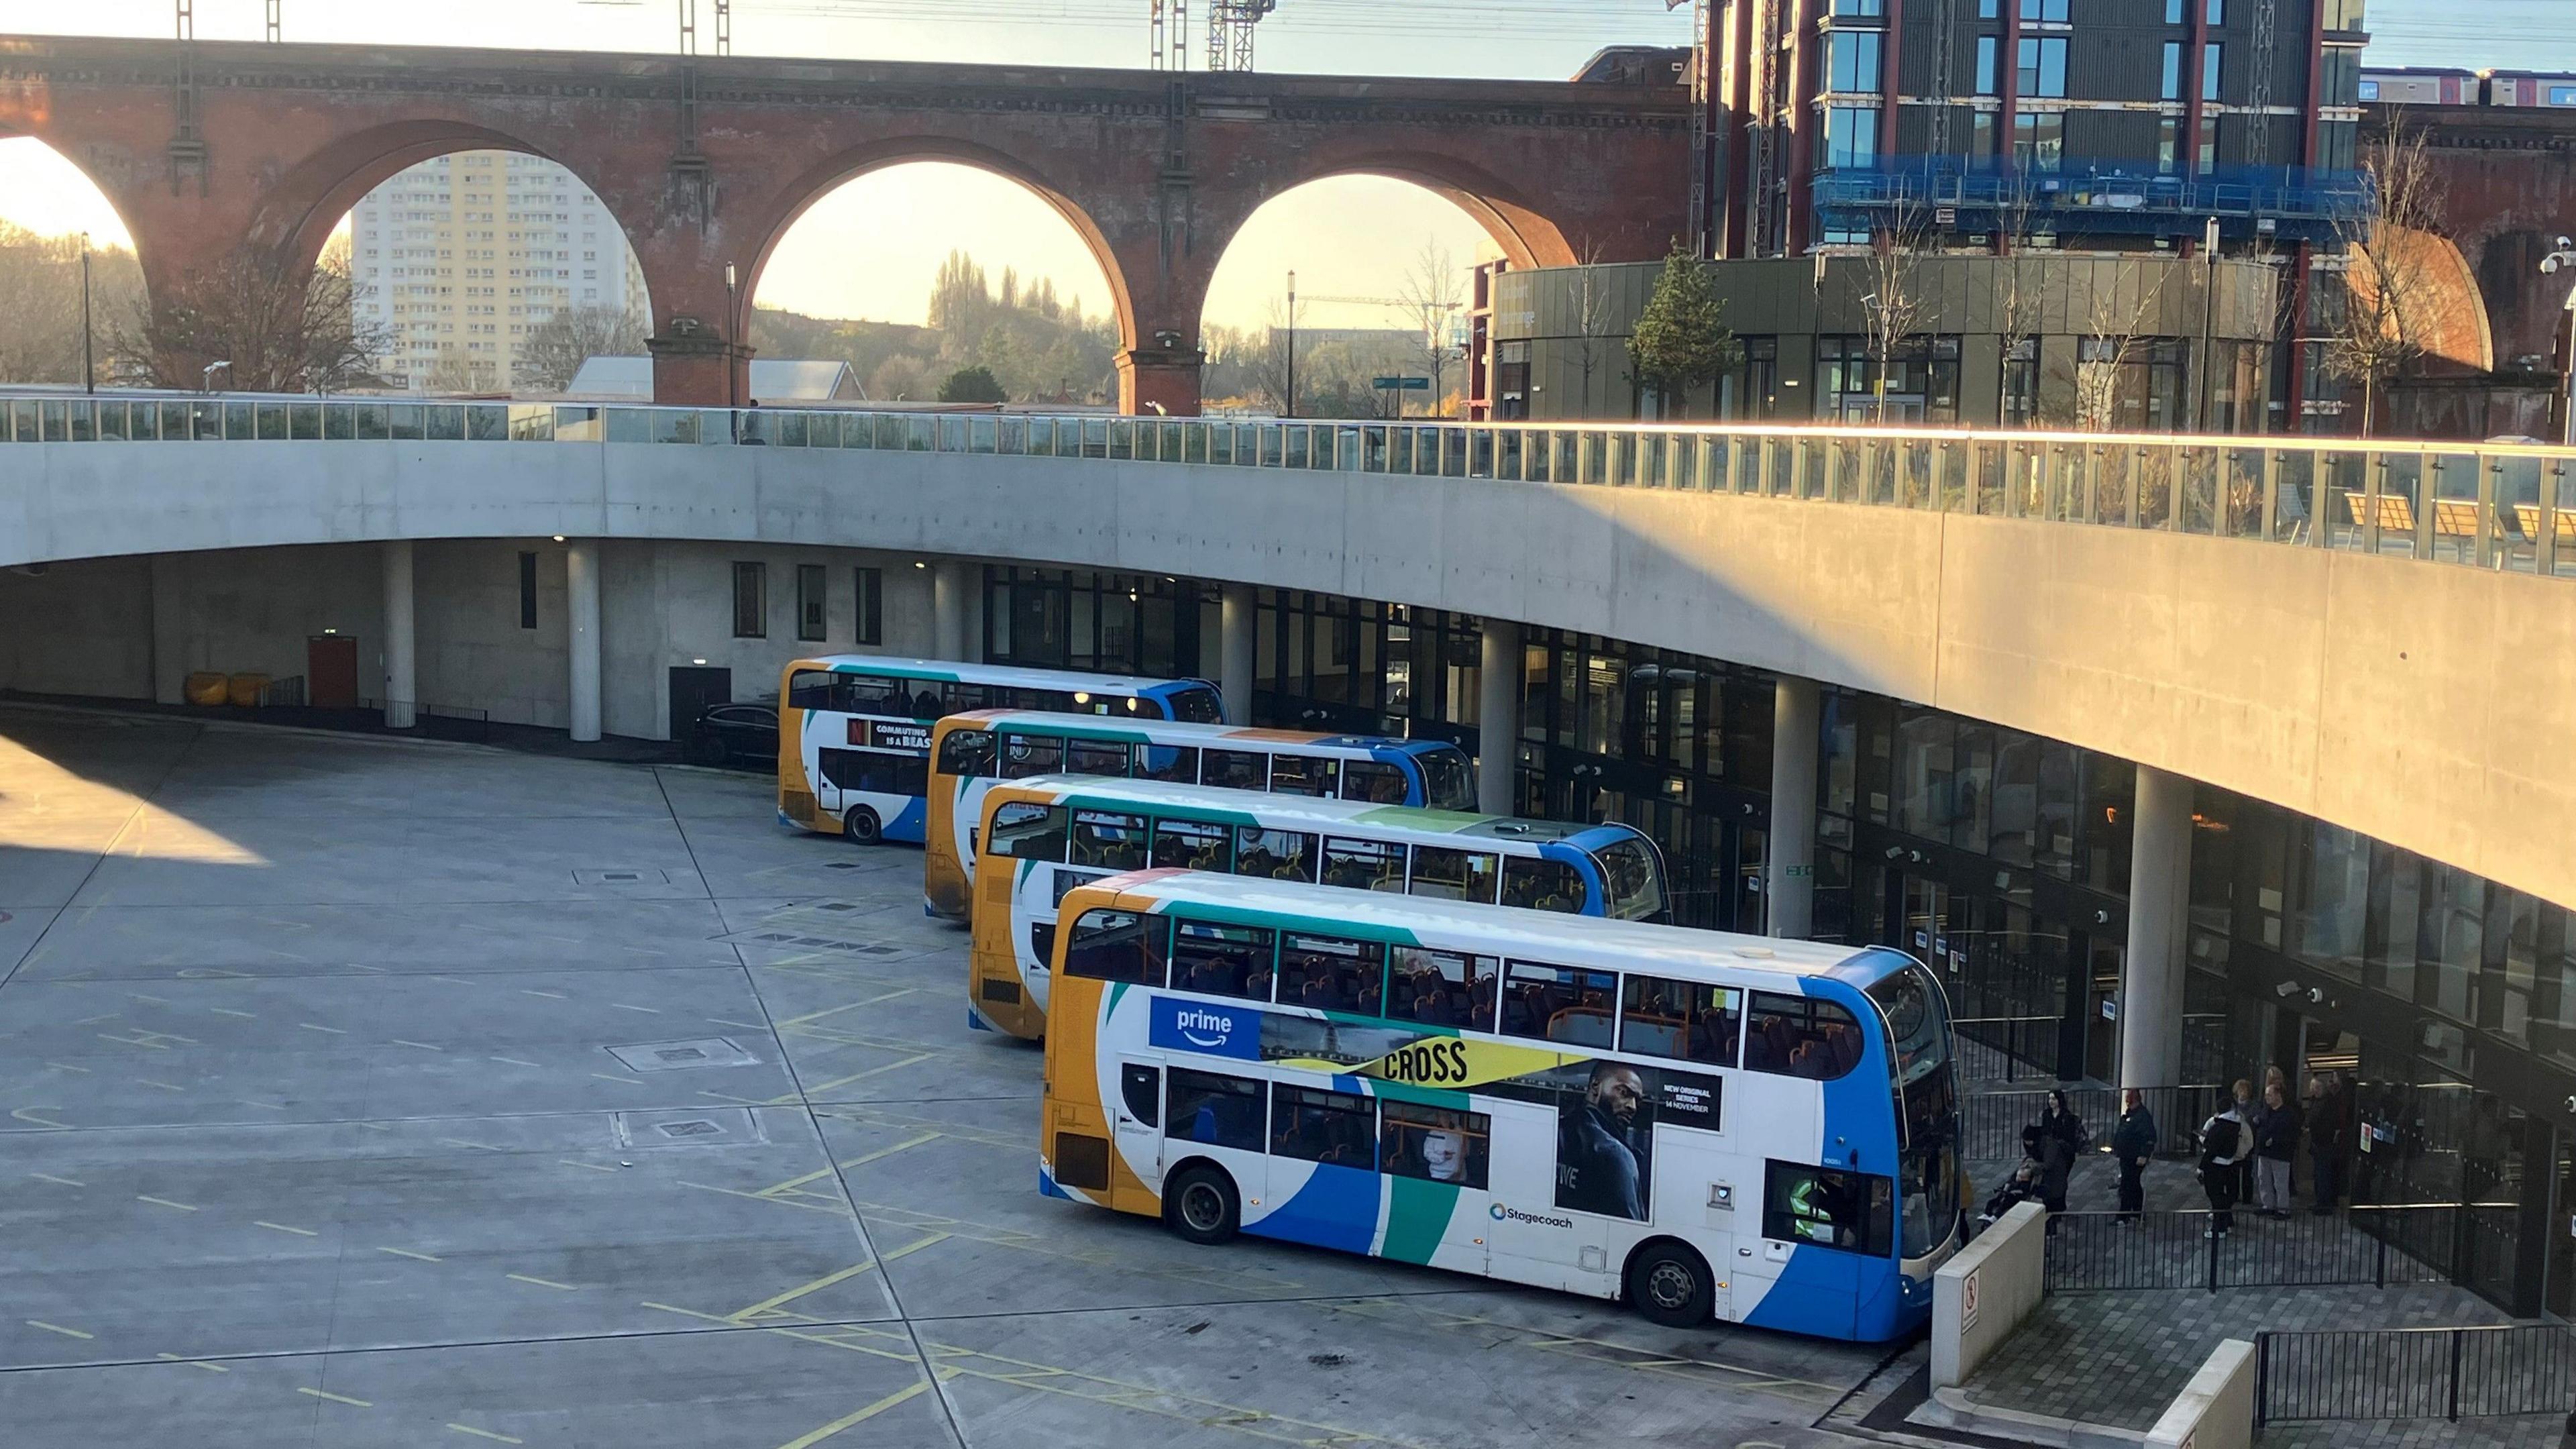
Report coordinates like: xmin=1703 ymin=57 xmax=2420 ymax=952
xmin=989 ymin=803 xmax=1067 ymax=861
xmin=1169 ymin=684 xmax=1225 ymax=724
xmin=1065 ymin=908 xmax=1164 ymax=985
xmin=936 ymin=728 xmax=995 ymax=779
xmin=788 ymin=670 xmax=835 ymax=709
xmin=1415 ymin=746 xmax=1475 ymax=812
xmin=1500 ymin=857 xmax=1587 ymax=914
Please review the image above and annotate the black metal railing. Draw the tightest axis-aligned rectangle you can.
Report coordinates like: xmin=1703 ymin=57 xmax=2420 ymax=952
xmin=1963 ymin=1083 xmax=2231 ymax=1163
xmin=256 ymin=675 xmax=306 ymax=708
xmin=2043 ymin=1205 xmax=2482 ymax=1293
xmin=2255 ymin=1324 xmax=2576 ymax=1425
xmin=1954 ymin=1015 xmax=2061 ymax=1082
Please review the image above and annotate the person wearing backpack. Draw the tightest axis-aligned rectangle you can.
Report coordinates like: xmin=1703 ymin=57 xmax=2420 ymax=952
xmin=2198 ymin=1088 xmax=2251 ymax=1236
xmin=2110 ymin=1089 xmax=2157 ymax=1224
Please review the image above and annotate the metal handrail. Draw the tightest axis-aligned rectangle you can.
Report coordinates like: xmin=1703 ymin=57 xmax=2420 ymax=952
xmin=3 ymin=390 xmax=2569 ymax=580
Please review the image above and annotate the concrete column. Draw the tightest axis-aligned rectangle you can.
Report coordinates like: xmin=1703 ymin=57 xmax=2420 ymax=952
xmin=932 ymin=561 xmax=971 ymax=661
xmin=1476 ymin=619 xmax=1520 ymax=816
xmin=1219 ymin=583 xmax=1256 ymax=724
xmin=381 ymin=540 xmax=416 ymax=730
xmin=2120 ymin=764 xmax=2196 ymax=1093
xmin=1766 ymin=675 xmax=1821 ymax=938
xmin=566 ymin=540 xmax=601 ymax=743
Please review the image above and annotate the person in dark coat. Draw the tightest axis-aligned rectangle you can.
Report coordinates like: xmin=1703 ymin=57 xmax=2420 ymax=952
xmin=2036 ymin=1088 xmax=2088 ymax=1216
xmin=2110 ymin=1088 xmax=2157 ymax=1223
xmin=2199 ymin=1099 xmax=2250 ymax=1236
xmin=2255 ymin=1081 xmax=2302 ymax=1218
xmin=2229 ymin=1079 xmax=2261 ymax=1203
xmin=2305 ymin=1071 xmax=2347 ymax=1215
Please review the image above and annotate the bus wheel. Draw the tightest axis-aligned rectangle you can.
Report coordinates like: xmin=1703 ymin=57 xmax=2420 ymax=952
xmin=1163 ymin=1164 xmax=1240 ymax=1246
xmin=843 ymin=806 xmax=882 ymax=845
xmin=1625 ymin=1242 xmax=1714 ymax=1328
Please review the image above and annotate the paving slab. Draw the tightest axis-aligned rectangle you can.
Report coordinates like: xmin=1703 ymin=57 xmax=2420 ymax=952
xmin=6 ymin=900 xmax=738 ymax=981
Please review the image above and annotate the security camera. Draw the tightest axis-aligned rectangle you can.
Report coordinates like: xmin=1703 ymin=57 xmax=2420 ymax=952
xmin=2547 ymin=256 xmax=2566 ymax=276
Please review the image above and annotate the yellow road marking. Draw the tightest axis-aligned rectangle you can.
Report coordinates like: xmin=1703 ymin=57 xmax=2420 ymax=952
xmin=26 ymin=1320 xmax=93 ymax=1340
xmin=298 ymin=1022 xmax=346 ymax=1035
xmin=207 ymin=1008 xmax=258 ymax=1018
xmin=674 ymin=1181 xmax=853 ymax=1218
xmin=30 ymin=1172 xmax=86 ymax=1187
xmin=389 ymin=1038 xmax=445 ymax=1052
xmin=10 ymin=1108 xmax=72 ymax=1128
xmin=506 ymin=1273 xmax=579 ymax=1291
xmin=771 ymin=989 xmax=914 ymax=1030
xmin=489 ymin=1057 xmax=545 ymax=1069
xmin=591 ymin=1073 xmax=649 ymax=1087
xmin=133 ymin=1079 xmax=184 ymax=1093
xmin=789 ymin=1055 xmax=936 ymax=1100
xmin=126 ymin=992 xmax=172 ymax=1005
xmin=136 ymin=1195 xmax=198 ymax=1212
xmin=558 ymin=1159 xmax=621 ymax=1173
xmin=433 ymin=977 xmax=478 ymax=987
xmin=297 ymin=1387 xmax=372 ymax=1407
xmin=610 ymin=1002 xmax=662 ymax=1014
xmin=239 ymin=1099 xmax=290 ymax=1112
xmin=254 ymin=1221 xmax=318 ymax=1237
xmin=44 ymin=1061 xmax=92 ymax=1073
xmin=156 ymin=1352 xmax=228 ymax=1372
xmin=447 ymin=1425 xmax=525 ymax=1444
xmin=833 ymin=1132 xmax=943 ymax=1171
xmin=706 ymin=1017 xmax=767 ymax=1030
xmin=376 ymin=1246 xmax=443 ymax=1263
xmin=771 ymin=1379 xmax=932 ymax=1449
xmin=439 ymin=1138 xmax=506 ymax=1152
xmin=522 ymin=989 xmax=568 ymax=1000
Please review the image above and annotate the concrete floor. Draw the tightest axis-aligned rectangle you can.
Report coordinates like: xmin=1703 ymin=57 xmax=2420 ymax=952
xmin=0 ymin=704 xmax=1900 ymax=1449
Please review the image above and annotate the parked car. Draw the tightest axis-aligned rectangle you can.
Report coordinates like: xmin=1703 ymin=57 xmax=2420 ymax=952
xmin=686 ymin=702 xmax=778 ymax=769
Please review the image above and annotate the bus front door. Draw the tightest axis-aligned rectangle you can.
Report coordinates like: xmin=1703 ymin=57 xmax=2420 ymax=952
xmin=1113 ymin=1062 xmax=1167 ymax=1212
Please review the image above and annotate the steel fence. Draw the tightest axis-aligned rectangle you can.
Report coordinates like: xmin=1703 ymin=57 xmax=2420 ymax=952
xmin=2041 ymin=1205 xmax=2462 ymax=1292
xmin=2256 ymin=1325 xmax=2576 ymax=1425
xmin=4 ymin=391 xmax=2573 ymax=580
xmin=1962 ymin=1083 xmax=2231 ymax=1163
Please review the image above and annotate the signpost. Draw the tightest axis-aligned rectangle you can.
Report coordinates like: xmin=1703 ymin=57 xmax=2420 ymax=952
xmin=1373 ymin=375 xmax=1432 ymax=419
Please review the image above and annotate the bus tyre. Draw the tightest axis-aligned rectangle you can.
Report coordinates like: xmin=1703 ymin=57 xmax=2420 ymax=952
xmin=843 ymin=806 xmax=882 ymax=845
xmin=1163 ymin=1164 xmax=1240 ymax=1246
xmin=1625 ymin=1242 xmax=1714 ymax=1328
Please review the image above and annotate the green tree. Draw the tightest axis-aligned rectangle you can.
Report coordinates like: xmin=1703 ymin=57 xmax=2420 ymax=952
xmin=1625 ymin=246 xmax=1743 ymax=419
xmin=936 ymin=364 xmax=1008 ymax=404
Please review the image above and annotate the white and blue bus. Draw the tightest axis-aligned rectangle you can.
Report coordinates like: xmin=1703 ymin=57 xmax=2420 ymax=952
xmin=775 ymin=657 xmax=1225 ymax=844
xmin=1038 ymin=870 xmax=1963 ymax=1342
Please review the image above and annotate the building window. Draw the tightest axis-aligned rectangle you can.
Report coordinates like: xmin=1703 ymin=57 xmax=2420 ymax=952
xmin=796 ymin=564 xmax=827 ymax=643
xmin=2319 ymin=48 xmax=2359 ymax=107
xmin=1976 ymin=36 xmax=1999 ymax=97
xmin=2001 ymin=339 xmax=2039 ymax=427
xmin=2159 ymin=116 xmax=2182 ymax=174
xmin=2017 ymin=0 xmax=2067 ymax=20
xmin=2203 ymin=44 xmax=2223 ymax=101
xmin=2162 ymin=42 xmax=2184 ymax=100
xmin=1970 ymin=111 xmax=2000 ymax=158
xmin=1825 ymin=106 xmax=1880 ymax=170
xmin=2316 ymin=118 xmax=2357 ymax=172
xmin=2205 ymin=0 xmax=2224 ymax=21
xmin=2018 ymin=37 xmax=2068 ymax=97
xmin=2013 ymin=112 xmax=2065 ymax=172
xmin=1829 ymin=30 xmax=1882 ymax=95
xmin=2165 ymin=0 xmax=2184 ymax=21
xmin=2197 ymin=114 xmax=2220 ymax=172
xmin=1830 ymin=0 xmax=1883 ymax=13
xmin=517 ymin=551 xmax=537 ymax=630
xmin=854 ymin=568 xmax=883 ymax=646
xmin=732 ymin=561 xmax=767 ymax=639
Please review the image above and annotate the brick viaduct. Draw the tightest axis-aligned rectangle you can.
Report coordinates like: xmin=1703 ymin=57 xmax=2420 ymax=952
xmin=0 ymin=34 xmax=1688 ymax=412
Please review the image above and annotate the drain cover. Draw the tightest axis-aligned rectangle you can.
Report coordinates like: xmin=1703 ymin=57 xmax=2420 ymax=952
xmin=614 ymin=1108 xmax=766 ymax=1149
xmin=605 ymin=1037 xmax=760 ymax=1072
xmin=575 ymin=867 xmax=671 ymax=885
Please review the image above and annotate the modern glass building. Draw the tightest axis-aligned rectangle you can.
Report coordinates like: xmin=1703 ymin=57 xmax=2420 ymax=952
xmin=983 ymin=561 xmax=2575 ymax=1318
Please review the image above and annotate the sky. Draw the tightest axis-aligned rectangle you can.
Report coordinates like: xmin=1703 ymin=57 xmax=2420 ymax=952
xmin=0 ymin=0 xmax=2567 ymax=331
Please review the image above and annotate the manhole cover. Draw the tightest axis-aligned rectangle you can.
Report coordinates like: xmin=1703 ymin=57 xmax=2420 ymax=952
xmin=575 ymin=867 xmax=671 ymax=885
xmin=614 ymin=1108 xmax=766 ymax=1149
xmin=823 ymin=861 xmax=861 ymax=871
xmin=605 ymin=1037 xmax=760 ymax=1073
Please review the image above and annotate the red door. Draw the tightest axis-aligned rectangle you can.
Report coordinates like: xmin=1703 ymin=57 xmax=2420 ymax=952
xmin=308 ymin=635 xmax=358 ymax=709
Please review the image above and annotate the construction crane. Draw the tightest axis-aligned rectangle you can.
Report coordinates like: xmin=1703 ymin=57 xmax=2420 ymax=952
xmin=1150 ymin=0 xmax=1279 ymax=72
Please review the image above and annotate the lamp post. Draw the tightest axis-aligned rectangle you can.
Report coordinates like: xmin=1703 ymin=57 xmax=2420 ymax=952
xmin=2542 ymin=237 xmax=2576 ymax=447
xmin=2194 ymin=215 xmax=2220 ymax=433
xmin=78 ymin=230 xmax=95 ymax=395
xmin=1283 ymin=270 xmax=1297 ymax=419
xmin=202 ymin=360 xmax=230 ymax=393
xmin=722 ymin=261 xmax=740 ymax=413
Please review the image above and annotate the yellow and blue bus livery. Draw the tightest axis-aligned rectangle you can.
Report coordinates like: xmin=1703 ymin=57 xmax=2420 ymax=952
xmin=1038 ymin=870 xmax=1963 ymax=1342
xmin=775 ymin=657 xmax=1224 ymax=845
xmin=922 ymin=711 xmax=1477 ymax=920
xmin=965 ymin=775 xmax=1669 ymax=1038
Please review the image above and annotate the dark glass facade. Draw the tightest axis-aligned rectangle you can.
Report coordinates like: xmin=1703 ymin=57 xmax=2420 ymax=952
xmin=976 ymin=564 xmax=2576 ymax=1316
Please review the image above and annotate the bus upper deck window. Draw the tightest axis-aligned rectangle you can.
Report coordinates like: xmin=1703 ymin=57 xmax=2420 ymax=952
xmin=788 ymin=670 xmax=836 ymax=709
xmin=1002 ymin=734 xmax=1064 ymax=779
xmin=1204 ymin=749 xmax=1265 ymax=791
xmin=988 ymin=802 xmax=1067 ymax=861
xmin=1745 ymin=991 xmax=1865 ymax=1079
xmin=1269 ymin=755 xmax=1338 ymax=797
xmin=1136 ymin=744 xmax=1198 ymax=783
xmin=937 ymin=729 xmax=996 ymax=779
xmin=1170 ymin=685 xmax=1225 ymax=724
xmin=1340 ymin=760 xmax=1408 ymax=804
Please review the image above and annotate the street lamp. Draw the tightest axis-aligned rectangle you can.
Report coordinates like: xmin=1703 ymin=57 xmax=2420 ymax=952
xmin=2194 ymin=215 xmax=2220 ymax=433
xmin=202 ymin=360 xmax=231 ymax=392
xmin=2542 ymin=237 xmax=2576 ymax=446
xmin=722 ymin=261 xmax=740 ymax=413
xmin=77 ymin=231 xmax=94 ymax=396
xmin=1283 ymin=270 xmax=1297 ymax=419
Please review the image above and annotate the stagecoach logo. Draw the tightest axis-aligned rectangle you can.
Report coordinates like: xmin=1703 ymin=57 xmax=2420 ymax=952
xmin=1489 ymin=1203 xmax=1574 ymax=1230
xmin=1148 ymin=997 xmax=1262 ymax=1061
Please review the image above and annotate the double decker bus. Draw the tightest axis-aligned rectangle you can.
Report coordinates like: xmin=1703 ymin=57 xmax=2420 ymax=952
xmin=774 ymin=658 xmax=1224 ymax=844
xmin=965 ymin=775 xmax=1669 ymax=1038
xmin=1037 ymin=871 xmax=1963 ymax=1342
xmin=922 ymin=713 xmax=1477 ymax=920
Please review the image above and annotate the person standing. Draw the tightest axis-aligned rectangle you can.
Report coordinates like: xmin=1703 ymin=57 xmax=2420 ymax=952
xmin=2198 ymin=1096 xmax=2249 ymax=1236
xmin=2230 ymin=1078 xmax=2261 ymax=1205
xmin=2037 ymin=1088 xmax=2088 ymax=1216
xmin=2256 ymin=1081 xmax=2302 ymax=1218
xmin=2111 ymin=1089 xmax=2157 ymax=1224
xmin=2306 ymin=1071 xmax=2347 ymax=1215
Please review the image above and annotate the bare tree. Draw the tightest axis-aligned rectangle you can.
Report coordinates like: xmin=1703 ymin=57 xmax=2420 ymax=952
xmin=515 ymin=302 xmax=647 ymax=394
xmin=2323 ymin=123 xmax=2445 ymax=437
xmin=1396 ymin=242 xmax=1465 ymax=418
xmin=1566 ymin=238 xmax=1617 ymax=415
xmin=1857 ymin=201 xmax=1933 ymax=423
xmin=2072 ymin=261 xmax=2168 ymax=431
xmin=0 ymin=224 xmax=146 ymax=386
xmin=113 ymin=247 xmax=387 ymax=393
xmin=1991 ymin=179 xmax=2047 ymax=428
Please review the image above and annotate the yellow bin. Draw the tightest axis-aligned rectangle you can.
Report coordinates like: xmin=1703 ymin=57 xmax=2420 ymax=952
xmin=225 ymin=673 xmax=271 ymax=708
xmin=183 ymin=672 xmax=229 ymax=707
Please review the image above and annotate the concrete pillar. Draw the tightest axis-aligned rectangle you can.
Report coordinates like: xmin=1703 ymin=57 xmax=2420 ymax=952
xmin=2120 ymin=764 xmax=2196 ymax=1093
xmin=1476 ymin=620 xmax=1521 ymax=816
xmin=1767 ymin=675 xmax=1821 ymax=938
xmin=932 ymin=561 xmax=971 ymax=661
xmin=566 ymin=540 xmax=601 ymax=743
xmin=1219 ymin=583 xmax=1256 ymax=724
xmin=381 ymin=541 xmax=416 ymax=730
